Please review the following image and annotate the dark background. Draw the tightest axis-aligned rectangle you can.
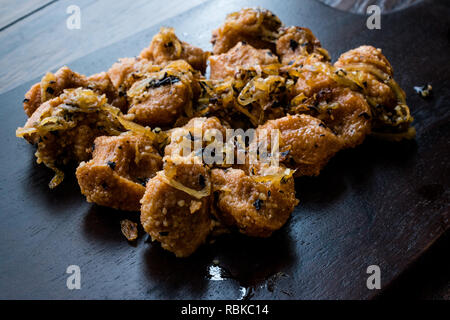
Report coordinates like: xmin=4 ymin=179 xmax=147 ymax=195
xmin=0 ymin=0 xmax=448 ymax=299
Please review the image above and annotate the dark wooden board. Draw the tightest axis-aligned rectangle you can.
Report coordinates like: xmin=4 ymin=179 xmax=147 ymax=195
xmin=0 ymin=0 xmax=448 ymax=299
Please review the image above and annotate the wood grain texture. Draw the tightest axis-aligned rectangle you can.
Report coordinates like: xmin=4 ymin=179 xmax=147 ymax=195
xmin=0 ymin=0 xmax=54 ymax=30
xmin=0 ymin=0 xmax=207 ymax=95
xmin=379 ymin=231 xmax=450 ymax=300
xmin=0 ymin=0 xmax=448 ymax=300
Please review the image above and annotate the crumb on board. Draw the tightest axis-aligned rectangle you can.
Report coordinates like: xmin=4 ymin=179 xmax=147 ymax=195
xmin=414 ymin=84 xmax=432 ymax=98
xmin=120 ymin=219 xmax=138 ymax=241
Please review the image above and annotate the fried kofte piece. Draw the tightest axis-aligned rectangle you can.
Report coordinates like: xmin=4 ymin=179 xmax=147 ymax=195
xmin=23 ymin=66 xmax=126 ymax=117
xmin=315 ymin=87 xmax=372 ymax=148
xmin=164 ymin=116 xmax=228 ymax=160
xmin=288 ymin=54 xmax=337 ymax=98
xmin=234 ymin=71 xmax=293 ymax=126
xmin=197 ymin=62 xmax=293 ymax=128
xmin=211 ymin=8 xmax=282 ymax=55
xmin=107 ymin=57 xmax=162 ymax=97
xmin=209 ymin=41 xmax=279 ymax=80
xmin=140 ymin=160 xmax=213 ymax=257
xmin=140 ymin=27 xmax=209 ymax=74
xmin=276 ymin=26 xmax=328 ymax=65
xmin=288 ymin=55 xmax=373 ymax=148
xmin=126 ymin=60 xmax=199 ymax=127
xmin=288 ymin=46 xmax=411 ymax=142
xmin=17 ymin=88 xmax=124 ymax=188
xmin=292 ymin=87 xmax=372 ymax=149
xmin=86 ymin=72 xmax=128 ymax=112
xmin=334 ymin=45 xmax=413 ymax=135
xmin=121 ymin=219 xmax=139 ymax=241
xmin=257 ymin=114 xmax=342 ymax=176
xmin=335 ymin=46 xmax=396 ymax=110
xmin=211 ymin=167 xmax=298 ymax=237
xmin=76 ymin=132 xmax=163 ymax=212
xmin=23 ymin=67 xmax=86 ymax=117
xmin=336 ymin=45 xmax=393 ymax=76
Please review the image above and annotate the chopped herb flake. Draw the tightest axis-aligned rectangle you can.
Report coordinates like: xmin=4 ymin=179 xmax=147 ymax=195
xmin=289 ymin=39 xmax=299 ymax=51
xmin=137 ymin=177 xmax=150 ymax=187
xmin=107 ymin=161 xmax=116 ymax=170
xmin=199 ymin=174 xmax=206 ymax=188
xmin=146 ymin=73 xmax=180 ymax=89
xmin=359 ymin=112 xmax=371 ymax=120
xmin=253 ymin=199 xmax=263 ymax=211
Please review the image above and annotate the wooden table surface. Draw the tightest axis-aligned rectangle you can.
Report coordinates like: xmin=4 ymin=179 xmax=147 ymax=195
xmin=0 ymin=0 xmax=207 ymax=95
xmin=0 ymin=0 xmax=448 ymax=300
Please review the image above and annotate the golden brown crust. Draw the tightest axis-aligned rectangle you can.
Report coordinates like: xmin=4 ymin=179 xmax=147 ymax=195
xmin=128 ymin=83 xmax=188 ymax=127
xmin=24 ymin=66 xmax=127 ymax=117
xmin=312 ymin=87 xmax=372 ymax=148
xmin=211 ymin=167 xmax=298 ymax=237
xmin=140 ymin=162 xmax=213 ymax=257
xmin=87 ymin=72 xmax=128 ymax=112
xmin=21 ymin=89 xmax=123 ymax=172
xmin=76 ymin=133 xmax=162 ymax=211
xmin=124 ymin=61 xmax=198 ymax=127
xmin=140 ymin=27 xmax=209 ymax=73
xmin=76 ymin=164 xmax=146 ymax=212
xmin=257 ymin=114 xmax=342 ymax=176
xmin=23 ymin=83 xmax=42 ymax=117
xmin=23 ymin=67 xmax=87 ymax=117
xmin=276 ymin=26 xmax=324 ymax=65
xmin=209 ymin=41 xmax=279 ymax=80
xmin=334 ymin=45 xmax=397 ymax=110
xmin=335 ymin=45 xmax=393 ymax=76
xmin=289 ymin=55 xmax=337 ymax=98
xmin=211 ymin=8 xmax=282 ymax=55
xmin=107 ymin=57 xmax=154 ymax=92
xmin=164 ymin=117 xmax=228 ymax=158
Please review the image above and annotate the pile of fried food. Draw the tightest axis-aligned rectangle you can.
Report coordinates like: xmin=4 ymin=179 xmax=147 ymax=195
xmin=17 ymin=8 xmax=414 ymax=257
